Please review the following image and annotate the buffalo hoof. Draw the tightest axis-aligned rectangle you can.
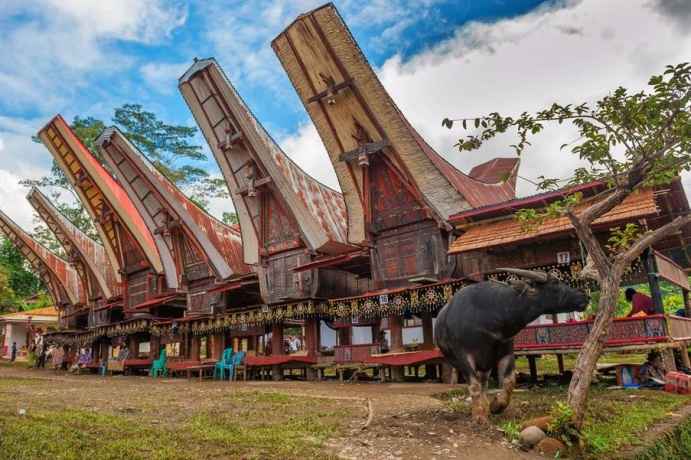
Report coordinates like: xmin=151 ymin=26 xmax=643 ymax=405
xmin=490 ymin=398 xmax=508 ymax=414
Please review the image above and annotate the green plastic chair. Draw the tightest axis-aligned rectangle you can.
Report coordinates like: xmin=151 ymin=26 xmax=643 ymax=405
xmin=229 ymin=351 xmax=245 ymax=381
xmin=213 ymin=348 xmax=234 ymax=380
xmin=150 ymin=349 xmax=167 ymax=378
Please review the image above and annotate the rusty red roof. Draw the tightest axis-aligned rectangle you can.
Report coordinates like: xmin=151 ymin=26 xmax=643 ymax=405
xmin=37 ymin=115 xmax=165 ymax=283
xmin=97 ymin=126 xmax=250 ymax=278
xmin=27 ymin=187 xmax=121 ymax=300
xmin=405 ymin=117 xmax=519 ymax=208
xmin=179 ymin=58 xmax=354 ymax=262
xmin=469 ymin=158 xmax=520 ymax=185
xmin=0 ymin=208 xmax=84 ymax=306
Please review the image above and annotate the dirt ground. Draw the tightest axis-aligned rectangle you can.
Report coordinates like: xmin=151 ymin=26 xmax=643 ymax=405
xmin=0 ymin=364 xmax=537 ymax=460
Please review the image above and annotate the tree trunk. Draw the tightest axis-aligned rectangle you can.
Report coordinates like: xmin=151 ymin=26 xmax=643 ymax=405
xmin=566 ymin=266 xmax=623 ymax=428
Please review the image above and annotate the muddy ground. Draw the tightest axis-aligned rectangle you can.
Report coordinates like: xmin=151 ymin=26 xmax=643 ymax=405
xmin=0 ymin=364 xmax=537 ymax=459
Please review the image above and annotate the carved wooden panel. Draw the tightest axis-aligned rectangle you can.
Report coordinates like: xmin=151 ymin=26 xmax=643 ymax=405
xmin=261 ymin=193 xmax=302 ymax=255
xmin=369 ymin=156 xmax=426 ymax=233
xmin=372 ymin=221 xmax=449 ymax=288
xmin=127 ymin=271 xmax=150 ymax=308
xmin=265 ymin=249 xmax=313 ymax=302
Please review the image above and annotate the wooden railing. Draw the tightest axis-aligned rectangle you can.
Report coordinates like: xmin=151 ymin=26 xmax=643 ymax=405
xmin=514 ymin=314 xmax=672 ymax=351
xmin=334 ymin=343 xmax=381 ymax=363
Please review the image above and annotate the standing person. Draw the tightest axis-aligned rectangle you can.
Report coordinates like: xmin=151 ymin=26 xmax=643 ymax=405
xmin=10 ymin=342 xmax=17 ymax=362
xmin=625 ymin=288 xmax=656 ymax=317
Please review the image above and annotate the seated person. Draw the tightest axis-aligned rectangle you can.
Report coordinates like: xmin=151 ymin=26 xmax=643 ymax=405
xmin=116 ymin=345 xmax=129 ymax=361
xmin=625 ymin=288 xmax=656 ymax=317
xmin=639 ymin=351 xmax=667 ymax=388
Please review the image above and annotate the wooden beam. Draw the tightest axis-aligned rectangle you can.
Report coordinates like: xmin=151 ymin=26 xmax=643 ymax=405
xmin=339 ymin=140 xmax=389 ymax=163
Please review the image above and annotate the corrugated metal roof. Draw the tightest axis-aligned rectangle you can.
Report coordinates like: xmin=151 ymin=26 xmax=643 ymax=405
xmin=0 ymin=306 xmax=59 ymax=320
xmin=178 ymin=58 xmax=353 ymax=260
xmin=406 ymin=118 xmax=519 ymax=208
xmin=37 ymin=115 xmax=166 ymax=283
xmin=449 ymin=189 xmax=658 ymax=254
xmin=0 ymin=209 xmax=84 ymax=306
xmin=97 ymin=126 xmax=250 ymax=278
xmin=27 ymin=187 xmax=121 ymax=299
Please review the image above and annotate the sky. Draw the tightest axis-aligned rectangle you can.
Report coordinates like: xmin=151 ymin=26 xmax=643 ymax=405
xmin=0 ymin=0 xmax=689 ymax=231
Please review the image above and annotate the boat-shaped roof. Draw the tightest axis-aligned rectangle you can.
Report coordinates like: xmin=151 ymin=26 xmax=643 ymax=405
xmin=0 ymin=208 xmax=84 ymax=306
xmin=97 ymin=126 xmax=250 ymax=280
xmin=179 ymin=58 xmax=355 ymax=264
xmin=27 ymin=187 xmax=120 ymax=300
xmin=37 ymin=115 xmax=168 ymax=286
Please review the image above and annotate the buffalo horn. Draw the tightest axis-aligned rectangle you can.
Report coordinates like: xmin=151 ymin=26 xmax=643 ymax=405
xmin=497 ymin=268 xmax=549 ymax=283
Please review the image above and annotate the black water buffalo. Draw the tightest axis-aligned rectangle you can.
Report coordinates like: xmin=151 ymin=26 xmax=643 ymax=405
xmin=435 ymin=268 xmax=589 ymax=423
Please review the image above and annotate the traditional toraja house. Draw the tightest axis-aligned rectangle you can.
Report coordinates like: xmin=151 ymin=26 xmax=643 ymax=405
xmin=37 ymin=115 xmax=175 ymax=366
xmin=96 ymin=126 xmax=259 ymax=366
xmin=26 ymin=188 xmax=120 ymax=323
xmin=178 ymin=58 xmax=377 ymax=376
xmin=448 ymin=181 xmax=691 ymax=377
xmin=267 ymin=3 xmax=518 ymax=378
xmin=0 ymin=209 xmax=84 ymax=329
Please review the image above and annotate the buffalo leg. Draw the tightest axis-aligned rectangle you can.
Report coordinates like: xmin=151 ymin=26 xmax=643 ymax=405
xmin=490 ymin=353 xmax=516 ymax=414
xmin=457 ymin=353 xmax=491 ymax=424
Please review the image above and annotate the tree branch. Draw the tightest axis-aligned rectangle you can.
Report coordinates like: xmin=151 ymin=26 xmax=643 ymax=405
xmin=617 ymin=213 xmax=691 ymax=267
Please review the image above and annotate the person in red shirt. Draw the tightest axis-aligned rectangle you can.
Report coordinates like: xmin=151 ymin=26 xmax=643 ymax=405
xmin=625 ymin=288 xmax=656 ymax=317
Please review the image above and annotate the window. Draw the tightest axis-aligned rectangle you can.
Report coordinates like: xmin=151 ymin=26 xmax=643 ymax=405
xmin=165 ymin=342 xmax=181 ymax=357
xmin=283 ymin=325 xmax=305 ymax=354
xmin=351 ymin=326 xmax=373 ymax=345
xmin=138 ymin=341 xmax=150 ymax=356
xmin=403 ymin=315 xmax=423 ymax=346
xmin=319 ymin=321 xmax=337 ymax=351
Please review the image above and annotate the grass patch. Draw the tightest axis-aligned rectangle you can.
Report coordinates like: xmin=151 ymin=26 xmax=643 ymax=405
xmin=440 ymin=384 xmax=688 ymax=458
xmin=581 ymin=390 xmax=686 ymax=456
xmin=0 ymin=382 xmax=351 ymax=460
xmin=635 ymin=416 xmax=691 ymax=460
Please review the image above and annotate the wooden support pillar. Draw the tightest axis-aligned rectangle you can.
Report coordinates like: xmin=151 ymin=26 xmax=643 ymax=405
xmin=662 ymin=348 xmax=678 ymax=372
xmin=128 ymin=335 xmax=137 ymax=354
xmin=305 ymin=318 xmax=319 ymax=357
xmin=150 ymin=335 xmax=160 ymax=360
xmin=645 ymin=249 xmax=664 ymax=314
xmin=679 ymin=342 xmax=691 ymax=369
xmin=684 ymin=290 xmax=691 ymax=317
xmin=528 ymin=355 xmax=538 ymax=383
xmin=271 ymin=323 xmax=284 ymax=355
xmin=389 ymin=316 xmax=404 ymax=352
xmin=557 ymin=354 xmax=565 ymax=375
xmin=210 ymin=333 xmax=223 ymax=360
xmin=190 ymin=336 xmax=200 ymax=361
xmin=421 ymin=314 xmax=434 ymax=350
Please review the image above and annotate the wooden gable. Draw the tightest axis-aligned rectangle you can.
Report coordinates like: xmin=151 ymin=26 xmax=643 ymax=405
xmin=27 ymin=187 xmax=120 ymax=302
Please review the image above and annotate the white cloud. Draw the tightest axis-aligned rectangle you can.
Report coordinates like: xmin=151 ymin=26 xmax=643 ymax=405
xmin=0 ymin=0 xmax=187 ymax=111
xmin=281 ymin=0 xmax=691 ymax=198
xmin=141 ymin=61 xmax=191 ymax=94
xmin=280 ymin=123 xmax=339 ymax=189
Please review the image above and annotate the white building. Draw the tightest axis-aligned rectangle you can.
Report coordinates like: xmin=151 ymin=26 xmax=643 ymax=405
xmin=0 ymin=306 xmax=58 ymax=360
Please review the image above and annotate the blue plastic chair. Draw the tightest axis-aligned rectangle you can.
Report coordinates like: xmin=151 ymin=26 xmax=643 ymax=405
xmin=229 ymin=351 xmax=245 ymax=381
xmin=213 ymin=348 xmax=234 ymax=380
